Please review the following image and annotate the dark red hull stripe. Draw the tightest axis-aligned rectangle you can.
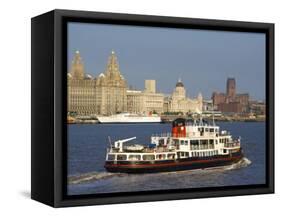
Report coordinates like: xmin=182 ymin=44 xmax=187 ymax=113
xmin=105 ymin=155 xmax=242 ymax=169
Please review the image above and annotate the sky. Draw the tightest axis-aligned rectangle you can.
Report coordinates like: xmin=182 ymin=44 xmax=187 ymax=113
xmin=68 ymin=22 xmax=266 ymax=100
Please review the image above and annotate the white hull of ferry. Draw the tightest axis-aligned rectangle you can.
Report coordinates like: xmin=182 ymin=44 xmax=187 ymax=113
xmin=97 ymin=113 xmax=161 ymax=123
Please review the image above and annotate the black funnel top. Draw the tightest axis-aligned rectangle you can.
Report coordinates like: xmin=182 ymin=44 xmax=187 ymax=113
xmin=172 ymin=118 xmax=186 ymax=127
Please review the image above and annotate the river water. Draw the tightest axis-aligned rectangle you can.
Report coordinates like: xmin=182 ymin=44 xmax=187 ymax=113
xmin=67 ymin=122 xmax=266 ymax=195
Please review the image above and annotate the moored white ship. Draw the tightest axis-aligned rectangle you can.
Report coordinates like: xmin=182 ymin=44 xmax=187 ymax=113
xmin=97 ymin=112 xmax=161 ymax=123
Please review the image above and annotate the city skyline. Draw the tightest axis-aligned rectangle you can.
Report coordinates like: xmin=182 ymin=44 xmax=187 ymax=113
xmin=68 ymin=22 xmax=266 ymax=100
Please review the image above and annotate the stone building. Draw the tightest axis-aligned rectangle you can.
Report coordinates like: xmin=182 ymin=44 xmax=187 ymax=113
xmin=165 ymin=79 xmax=203 ymax=114
xmin=95 ymin=51 xmax=127 ymax=115
xmin=68 ymin=51 xmax=203 ymax=116
xmin=144 ymin=80 xmax=156 ymax=93
xmin=212 ymin=78 xmax=249 ymax=113
xmin=67 ymin=51 xmax=96 ymax=115
xmin=67 ymin=50 xmax=127 ymax=115
xmin=126 ymin=90 xmax=143 ymax=114
xmin=126 ymin=80 xmax=164 ymax=114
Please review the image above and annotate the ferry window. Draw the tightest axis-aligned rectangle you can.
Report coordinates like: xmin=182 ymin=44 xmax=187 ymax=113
xmin=210 ymin=128 xmax=214 ymax=132
xmin=180 ymin=140 xmax=185 ymax=145
xmin=190 ymin=140 xmax=199 ymax=145
xmin=143 ymin=155 xmax=155 ymax=161
xmin=167 ymin=154 xmax=175 ymax=159
xmin=200 ymin=140 xmax=208 ymax=145
xmin=186 ymin=152 xmax=189 ymax=157
xmin=184 ymin=140 xmax=188 ymax=145
xmin=107 ymin=154 xmax=115 ymax=161
xmin=117 ymin=155 xmax=127 ymax=160
xmin=205 ymin=128 xmax=209 ymax=132
xmin=129 ymin=155 xmax=141 ymax=161
xmin=167 ymin=138 xmax=170 ymax=144
xmin=209 ymin=139 xmax=214 ymax=145
xmin=159 ymin=139 xmax=165 ymax=145
xmin=173 ymin=139 xmax=179 ymax=145
xmin=190 ymin=140 xmax=199 ymax=150
xmin=157 ymin=154 xmax=166 ymax=160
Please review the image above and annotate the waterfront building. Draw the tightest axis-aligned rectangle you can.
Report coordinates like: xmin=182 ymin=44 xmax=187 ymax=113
xmin=126 ymin=80 xmax=164 ymax=114
xmin=67 ymin=50 xmax=127 ymax=115
xmin=144 ymin=80 xmax=156 ymax=93
xmin=203 ymin=99 xmax=214 ymax=112
xmin=165 ymin=79 xmax=203 ymax=114
xmin=95 ymin=51 xmax=127 ymax=115
xmin=142 ymin=91 xmax=164 ymax=114
xmin=249 ymin=100 xmax=266 ymax=115
xmin=212 ymin=78 xmax=249 ymax=113
xmin=67 ymin=51 xmax=96 ymax=115
xmin=126 ymin=90 xmax=144 ymax=114
xmin=68 ymin=51 xmax=203 ymax=116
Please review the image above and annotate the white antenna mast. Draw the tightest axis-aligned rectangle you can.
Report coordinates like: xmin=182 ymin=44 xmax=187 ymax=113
xmin=108 ymin=136 xmax=113 ymax=147
xmin=212 ymin=101 xmax=215 ymax=126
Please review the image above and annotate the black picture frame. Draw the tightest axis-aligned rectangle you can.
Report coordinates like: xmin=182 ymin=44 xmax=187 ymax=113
xmin=31 ymin=9 xmax=274 ymax=207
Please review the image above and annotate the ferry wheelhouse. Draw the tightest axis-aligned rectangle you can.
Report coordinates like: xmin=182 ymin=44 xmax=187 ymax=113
xmin=104 ymin=118 xmax=243 ymax=173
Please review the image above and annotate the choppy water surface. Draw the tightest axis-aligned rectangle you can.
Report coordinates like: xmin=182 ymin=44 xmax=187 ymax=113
xmin=67 ymin=122 xmax=266 ymax=195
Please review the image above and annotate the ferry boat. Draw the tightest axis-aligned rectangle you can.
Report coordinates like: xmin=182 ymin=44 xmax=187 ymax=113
xmin=104 ymin=118 xmax=243 ymax=173
xmin=97 ymin=112 xmax=161 ymax=124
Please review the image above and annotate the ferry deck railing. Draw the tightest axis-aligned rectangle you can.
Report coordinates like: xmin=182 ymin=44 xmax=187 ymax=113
xmin=151 ymin=132 xmax=172 ymax=137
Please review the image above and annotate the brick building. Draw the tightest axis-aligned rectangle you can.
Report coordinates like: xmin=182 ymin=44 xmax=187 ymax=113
xmin=212 ymin=78 xmax=249 ymax=113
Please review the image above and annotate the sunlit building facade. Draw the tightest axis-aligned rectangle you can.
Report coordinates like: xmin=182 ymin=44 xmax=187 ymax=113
xmin=68 ymin=52 xmax=203 ymax=116
xmin=165 ymin=79 xmax=203 ymax=114
xmin=67 ymin=51 xmax=127 ymax=115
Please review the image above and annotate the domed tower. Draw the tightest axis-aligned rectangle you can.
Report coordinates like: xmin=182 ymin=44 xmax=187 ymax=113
xmin=172 ymin=78 xmax=186 ymax=100
xmin=197 ymin=92 xmax=203 ymax=102
xmin=70 ymin=50 xmax=85 ymax=79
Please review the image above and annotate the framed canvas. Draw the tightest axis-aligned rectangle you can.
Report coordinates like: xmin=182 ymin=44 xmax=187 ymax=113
xmin=31 ymin=9 xmax=274 ymax=207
